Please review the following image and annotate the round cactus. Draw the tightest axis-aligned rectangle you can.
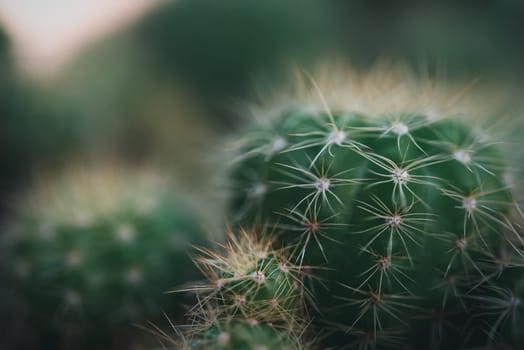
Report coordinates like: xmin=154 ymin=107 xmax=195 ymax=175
xmin=165 ymin=228 xmax=312 ymax=350
xmin=227 ymin=68 xmax=523 ymax=349
xmin=0 ymin=165 xmax=206 ymax=347
xmin=182 ymin=228 xmax=307 ymax=332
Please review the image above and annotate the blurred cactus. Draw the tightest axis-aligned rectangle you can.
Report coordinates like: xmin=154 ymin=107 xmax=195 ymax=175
xmin=227 ymin=67 xmax=523 ymax=349
xmin=0 ymin=165 xmax=206 ymax=348
xmin=137 ymin=0 xmax=336 ymax=113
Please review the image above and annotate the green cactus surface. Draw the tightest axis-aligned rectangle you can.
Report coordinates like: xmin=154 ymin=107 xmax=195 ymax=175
xmin=229 ymin=103 xmax=523 ymax=349
xmin=167 ymin=229 xmax=311 ymax=350
xmin=1 ymin=166 xmax=205 ymax=347
xmin=183 ymin=319 xmax=305 ymax=350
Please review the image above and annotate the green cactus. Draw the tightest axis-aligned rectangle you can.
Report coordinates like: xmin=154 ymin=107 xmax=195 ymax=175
xmin=181 ymin=228 xmax=307 ymax=332
xmin=161 ymin=310 xmax=309 ymax=350
xmin=163 ymin=228 xmax=312 ymax=350
xmin=185 ymin=319 xmax=305 ymax=350
xmin=1 ymin=165 xmax=206 ymax=348
xmin=228 ymin=74 xmax=523 ymax=349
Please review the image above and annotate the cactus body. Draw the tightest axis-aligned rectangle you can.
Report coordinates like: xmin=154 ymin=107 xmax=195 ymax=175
xmin=467 ymin=245 xmax=524 ymax=349
xmin=184 ymin=320 xmax=304 ymax=350
xmin=1 ymin=166 xmax=205 ymax=347
xmin=229 ymin=102 xmax=521 ymax=349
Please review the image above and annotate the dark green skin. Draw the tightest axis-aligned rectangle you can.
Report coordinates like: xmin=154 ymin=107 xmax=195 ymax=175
xmin=190 ymin=321 xmax=301 ymax=350
xmin=217 ymin=252 xmax=298 ymax=325
xmin=4 ymin=195 xmax=204 ymax=348
xmin=230 ymin=110 xmax=516 ymax=349
xmin=467 ymin=263 xmax=524 ymax=349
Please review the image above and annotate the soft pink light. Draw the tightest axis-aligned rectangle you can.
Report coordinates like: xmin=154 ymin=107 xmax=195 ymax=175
xmin=0 ymin=0 xmax=164 ymax=77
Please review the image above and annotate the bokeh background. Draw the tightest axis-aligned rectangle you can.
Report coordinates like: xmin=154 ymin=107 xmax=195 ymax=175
xmin=2 ymin=0 xmax=524 ymax=211
xmin=1 ymin=0 xmax=524 ymax=349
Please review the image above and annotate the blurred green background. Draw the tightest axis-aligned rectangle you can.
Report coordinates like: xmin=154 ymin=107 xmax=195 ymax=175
xmin=1 ymin=0 xmax=524 ymax=348
xmin=2 ymin=0 xmax=524 ymax=211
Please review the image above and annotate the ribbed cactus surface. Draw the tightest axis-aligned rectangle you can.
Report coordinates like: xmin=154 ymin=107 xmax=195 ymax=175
xmin=229 ymin=105 xmax=522 ymax=349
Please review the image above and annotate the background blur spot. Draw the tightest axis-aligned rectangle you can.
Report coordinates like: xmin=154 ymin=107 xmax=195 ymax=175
xmin=0 ymin=0 xmax=164 ymax=77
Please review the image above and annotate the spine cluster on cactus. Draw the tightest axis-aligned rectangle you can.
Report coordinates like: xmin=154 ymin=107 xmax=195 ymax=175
xmin=226 ymin=70 xmax=524 ymax=349
xmin=173 ymin=228 xmax=311 ymax=349
xmin=190 ymin=229 xmax=304 ymax=326
xmin=0 ymin=166 xmax=205 ymax=347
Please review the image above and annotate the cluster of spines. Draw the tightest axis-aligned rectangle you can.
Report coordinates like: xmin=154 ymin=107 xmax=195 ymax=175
xmin=228 ymin=101 xmax=523 ymax=349
xmin=173 ymin=228 xmax=314 ymax=349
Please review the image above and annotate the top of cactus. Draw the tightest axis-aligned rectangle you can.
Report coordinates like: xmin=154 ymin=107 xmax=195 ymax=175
xmin=240 ymin=63 xmax=511 ymax=142
xmin=8 ymin=163 xmax=175 ymax=228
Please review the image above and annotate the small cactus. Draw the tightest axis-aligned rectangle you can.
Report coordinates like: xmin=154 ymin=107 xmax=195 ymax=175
xmin=186 ymin=228 xmax=304 ymax=327
xmin=227 ymin=67 xmax=523 ymax=349
xmin=1 ymin=165 xmax=205 ymax=348
xmin=167 ymin=228 xmax=312 ymax=350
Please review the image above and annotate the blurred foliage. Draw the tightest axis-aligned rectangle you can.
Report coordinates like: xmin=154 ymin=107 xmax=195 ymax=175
xmin=134 ymin=0 xmax=524 ymax=90
xmin=136 ymin=0 xmax=337 ymax=111
xmin=2 ymin=27 xmax=81 ymax=210
xmin=0 ymin=82 xmax=83 ymax=215
xmin=57 ymin=33 xmax=221 ymax=154
xmin=328 ymin=0 xmax=524 ymax=80
xmin=1 ymin=0 xmax=524 ymax=209
xmin=0 ymin=25 xmax=9 ymax=67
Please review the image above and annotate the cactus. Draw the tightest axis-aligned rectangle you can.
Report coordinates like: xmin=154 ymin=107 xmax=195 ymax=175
xmin=163 ymin=228 xmax=312 ymax=350
xmin=162 ymin=314 xmax=307 ymax=350
xmin=227 ymin=68 xmax=523 ymax=349
xmin=186 ymin=228 xmax=305 ymax=327
xmin=185 ymin=319 xmax=305 ymax=350
xmin=0 ymin=165 xmax=206 ymax=348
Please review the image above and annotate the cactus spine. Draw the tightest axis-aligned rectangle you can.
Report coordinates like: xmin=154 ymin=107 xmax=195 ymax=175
xmin=227 ymin=69 xmax=523 ymax=349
